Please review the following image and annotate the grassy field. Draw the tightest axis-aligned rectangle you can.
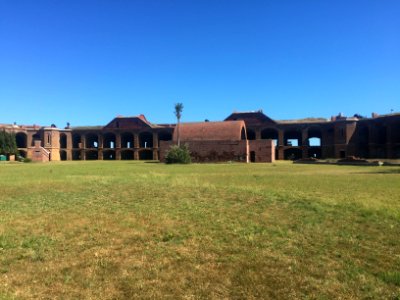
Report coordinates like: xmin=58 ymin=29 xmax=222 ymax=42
xmin=0 ymin=161 xmax=399 ymax=299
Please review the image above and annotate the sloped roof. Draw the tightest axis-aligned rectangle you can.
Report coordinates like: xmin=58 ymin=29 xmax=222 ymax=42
xmin=103 ymin=114 xmax=153 ymax=129
xmin=173 ymin=120 xmax=246 ymax=141
xmin=225 ymin=111 xmax=276 ymax=125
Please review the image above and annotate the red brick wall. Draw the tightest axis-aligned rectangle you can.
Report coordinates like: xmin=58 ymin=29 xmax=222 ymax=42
xmin=159 ymin=140 xmax=249 ymax=163
xmin=248 ymin=140 xmax=275 ymax=163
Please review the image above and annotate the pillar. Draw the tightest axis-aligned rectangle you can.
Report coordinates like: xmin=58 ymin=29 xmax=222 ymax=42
xmin=153 ymin=132 xmax=159 ymax=148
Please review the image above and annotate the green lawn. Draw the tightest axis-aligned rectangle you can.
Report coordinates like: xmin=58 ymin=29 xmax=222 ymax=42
xmin=0 ymin=161 xmax=399 ymax=299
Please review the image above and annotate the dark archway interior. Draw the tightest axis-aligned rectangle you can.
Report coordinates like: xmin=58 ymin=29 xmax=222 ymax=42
xmin=72 ymin=134 xmax=81 ymax=149
xmin=72 ymin=150 xmax=81 ymax=160
xmin=139 ymin=132 xmax=153 ymax=148
xmin=103 ymin=133 xmax=116 ymax=149
xmin=60 ymin=134 xmax=67 ymax=149
xmin=60 ymin=150 xmax=67 ymax=161
xmin=86 ymin=150 xmax=98 ymax=160
xmin=284 ymin=130 xmax=302 ymax=146
xmin=250 ymin=151 xmax=256 ymax=162
xmin=376 ymin=125 xmax=387 ymax=144
xmin=246 ymin=129 xmax=256 ymax=140
xmin=121 ymin=133 xmax=134 ymax=148
xmin=284 ymin=148 xmax=302 ymax=160
xmin=261 ymin=128 xmax=278 ymax=145
xmin=139 ymin=149 xmax=153 ymax=160
xmin=18 ymin=150 xmax=27 ymax=158
xmin=158 ymin=131 xmax=173 ymax=142
xmin=308 ymin=147 xmax=322 ymax=159
xmin=357 ymin=126 xmax=369 ymax=158
xmin=103 ymin=150 xmax=116 ymax=160
xmin=86 ymin=134 xmax=99 ymax=148
xmin=16 ymin=132 xmax=27 ymax=148
xmin=394 ymin=123 xmax=400 ymax=143
xmin=32 ymin=133 xmax=40 ymax=146
xmin=121 ymin=150 xmax=134 ymax=160
xmin=241 ymin=127 xmax=246 ymax=140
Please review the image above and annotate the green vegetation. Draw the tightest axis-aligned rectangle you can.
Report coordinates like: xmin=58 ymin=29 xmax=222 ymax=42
xmin=0 ymin=130 xmax=17 ymax=156
xmin=0 ymin=161 xmax=399 ymax=299
xmin=165 ymin=144 xmax=192 ymax=164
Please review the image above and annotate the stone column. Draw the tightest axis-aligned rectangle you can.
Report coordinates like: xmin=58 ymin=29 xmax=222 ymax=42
xmin=98 ymin=149 xmax=103 ymax=160
xmin=134 ymin=149 xmax=139 ymax=160
xmin=116 ymin=133 xmax=121 ymax=149
xmin=301 ymin=129 xmax=308 ymax=158
xmin=153 ymin=132 xmax=159 ymax=148
xmin=153 ymin=149 xmax=159 ymax=160
xmin=134 ymin=134 xmax=139 ymax=148
xmin=278 ymin=129 xmax=284 ymax=160
xmin=81 ymin=134 xmax=86 ymax=149
xmin=116 ymin=149 xmax=121 ymax=160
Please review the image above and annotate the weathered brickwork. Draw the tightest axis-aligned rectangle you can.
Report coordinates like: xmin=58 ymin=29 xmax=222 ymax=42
xmin=2 ymin=110 xmax=399 ymax=162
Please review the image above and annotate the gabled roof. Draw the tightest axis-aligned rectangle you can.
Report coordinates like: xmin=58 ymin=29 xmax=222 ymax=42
xmin=103 ymin=114 xmax=153 ymax=129
xmin=224 ymin=110 xmax=276 ymax=126
xmin=174 ymin=120 xmax=246 ymax=141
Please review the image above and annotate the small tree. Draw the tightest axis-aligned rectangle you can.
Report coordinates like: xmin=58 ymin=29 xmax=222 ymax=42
xmin=165 ymin=144 xmax=191 ymax=164
xmin=0 ymin=130 xmax=17 ymax=156
xmin=174 ymin=103 xmax=183 ymax=147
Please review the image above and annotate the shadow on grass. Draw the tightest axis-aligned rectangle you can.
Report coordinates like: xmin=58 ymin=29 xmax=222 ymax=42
xmin=353 ymin=168 xmax=400 ymax=175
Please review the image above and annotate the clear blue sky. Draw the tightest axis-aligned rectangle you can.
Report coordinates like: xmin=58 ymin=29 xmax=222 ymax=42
xmin=1 ymin=0 xmax=399 ymax=127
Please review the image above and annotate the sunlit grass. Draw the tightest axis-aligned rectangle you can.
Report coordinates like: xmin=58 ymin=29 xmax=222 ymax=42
xmin=0 ymin=161 xmax=399 ymax=299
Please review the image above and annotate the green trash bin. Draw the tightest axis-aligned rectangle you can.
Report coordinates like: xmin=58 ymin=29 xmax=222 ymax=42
xmin=0 ymin=155 xmax=6 ymax=161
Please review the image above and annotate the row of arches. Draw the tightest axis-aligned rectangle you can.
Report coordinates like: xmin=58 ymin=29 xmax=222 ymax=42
xmin=64 ymin=149 xmax=155 ymax=161
xmin=246 ymin=127 xmax=322 ymax=147
xmin=71 ymin=131 xmax=172 ymax=149
xmin=13 ymin=131 xmax=173 ymax=149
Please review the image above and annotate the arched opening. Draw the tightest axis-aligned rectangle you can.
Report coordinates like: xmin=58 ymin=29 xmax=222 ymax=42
xmin=103 ymin=133 xmax=116 ymax=149
xmin=158 ymin=131 xmax=173 ymax=142
xmin=284 ymin=148 xmax=302 ymax=160
xmin=250 ymin=151 xmax=256 ymax=162
xmin=60 ymin=133 xmax=67 ymax=149
xmin=16 ymin=132 xmax=27 ymax=148
xmin=358 ymin=126 xmax=369 ymax=158
xmin=72 ymin=134 xmax=81 ymax=149
xmin=86 ymin=133 xmax=99 ymax=149
xmin=394 ymin=146 xmax=400 ymax=159
xmin=308 ymin=148 xmax=322 ymax=159
xmin=32 ymin=133 xmax=41 ymax=146
xmin=103 ymin=150 xmax=116 ymax=160
xmin=18 ymin=150 xmax=27 ymax=158
xmin=284 ymin=130 xmax=302 ymax=146
xmin=121 ymin=150 xmax=134 ymax=160
xmin=307 ymin=128 xmax=322 ymax=146
xmin=121 ymin=132 xmax=134 ymax=148
xmin=246 ymin=128 xmax=256 ymax=140
xmin=72 ymin=150 xmax=81 ymax=160
xmin=261 ymin=128 xmax=278 ymax=146
xmin=139 ymin=149 xmax=153 ymax=160
xmin=377 ymin=125 xmax=387 ymax=145
xmin=85 ymin=150 xmax=98 ymax=160
xmin=307 ymin=127 xmax=322 ymax=158
xmin=60 ymin=150 xmax=67 ymax=161
xmin=392 ymin=122 xmax=400 ymax=144
xmin=139 ymin=132 xmax=153 ymax=148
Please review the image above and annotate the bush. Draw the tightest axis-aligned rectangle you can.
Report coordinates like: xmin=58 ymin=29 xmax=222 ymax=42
xmin=165 ymin=144 xmax=191 ymax=164
xmin=23 ymin=158 xmax=32 ymax=163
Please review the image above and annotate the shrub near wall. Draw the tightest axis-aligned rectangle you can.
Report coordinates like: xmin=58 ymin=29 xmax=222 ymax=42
xmin=165 ymin=144 xmax=191 ymax=164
